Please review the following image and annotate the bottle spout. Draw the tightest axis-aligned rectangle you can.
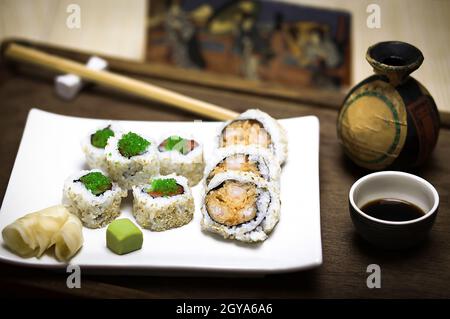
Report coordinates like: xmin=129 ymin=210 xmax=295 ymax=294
xmin=366 ymin=41 xmax=424 ymax=86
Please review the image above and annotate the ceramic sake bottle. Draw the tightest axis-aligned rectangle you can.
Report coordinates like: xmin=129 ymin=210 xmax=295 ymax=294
xmin=337 ymin=41 xmax=440 ymax=170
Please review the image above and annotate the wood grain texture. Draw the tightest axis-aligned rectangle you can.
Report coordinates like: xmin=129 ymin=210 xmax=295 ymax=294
xmin=1 ymin=39 xmax=348 ymax=109
xmin=5 ymin=40 xmax=450 ymax=128
xmin=4 ymin=43 xmax=239 ymax=120
xmin=0 ymin=63 xmax=449 ymax=298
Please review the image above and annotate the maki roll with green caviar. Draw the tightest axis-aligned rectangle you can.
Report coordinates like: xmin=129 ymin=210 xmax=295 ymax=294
xmin=105 ymin=131 xmax=159 ymax=190
xmin=158 ymin=135 xmax=205 ymax=186
xmin=81 ymin=124 xmax=121 ymax=170
xmin=63 ymin=169 xmax=127 ymax=228
xmin=132 ymin=174 xmax=194 ymax=231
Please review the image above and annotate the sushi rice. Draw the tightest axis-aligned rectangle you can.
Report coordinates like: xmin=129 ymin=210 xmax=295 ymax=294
xmin=63 ymin=169 xmax=127 ymax=229
xmin=204 ymin=144 xmax=281 ymax=188
xmin=158 ymin=137 xmax=205 ymax=186
xmin=81 ymin=123 xmax=121 ymax=171
xmin=215 ymin=109 xmax=288 ymax=165
xmin=132 ymin=174 xmax=194 ymax=231
xmin=105 ymin=131 xmax=159 ymax=190
xmin=201 ymin=171 xmax=280 ymax=243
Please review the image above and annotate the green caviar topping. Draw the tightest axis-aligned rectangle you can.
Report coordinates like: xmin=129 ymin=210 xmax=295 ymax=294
xmin=118 ymin=132 xmax=150 ymax=158
xmin=79 ymin=172 xmax=112 ymax=196
xmin=91 ymin=126 xmax=114 ymax=149
xmin=147 ymin=178 xmax=179 ymax=196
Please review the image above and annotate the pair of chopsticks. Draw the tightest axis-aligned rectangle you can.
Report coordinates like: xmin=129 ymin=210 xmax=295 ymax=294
xmin=3 ymin=42 xmax=239 ymax=121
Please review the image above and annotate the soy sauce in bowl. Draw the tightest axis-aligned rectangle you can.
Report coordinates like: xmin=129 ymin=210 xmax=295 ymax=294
xmin=361 ymin=198 xmax=425 ymax=222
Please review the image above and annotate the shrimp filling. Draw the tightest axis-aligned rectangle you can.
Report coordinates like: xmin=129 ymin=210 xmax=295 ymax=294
xmin=206 ymin=181 xmax=258 ymax=226
xmin=220 ymin=120 xmax=271 ymax=148
xmin=207 ymin=155 xmax=261 ymax=184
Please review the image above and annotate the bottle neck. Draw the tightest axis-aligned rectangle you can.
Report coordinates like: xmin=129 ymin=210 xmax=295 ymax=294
xmin=366 ymin=41 xmax=423 ymax=87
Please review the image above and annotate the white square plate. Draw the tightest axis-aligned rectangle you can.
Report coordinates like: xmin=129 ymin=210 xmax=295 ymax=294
xmin=0 ymin=109 xmax=322 ymax=275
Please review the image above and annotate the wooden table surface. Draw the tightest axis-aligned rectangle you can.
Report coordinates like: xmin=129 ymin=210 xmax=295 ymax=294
xmin=0 ymin=64 xmax=449 ymax=298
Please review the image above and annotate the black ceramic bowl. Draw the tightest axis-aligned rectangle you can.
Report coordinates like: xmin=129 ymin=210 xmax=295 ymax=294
xmin=349 ymin=171 xmax=439 ymax=249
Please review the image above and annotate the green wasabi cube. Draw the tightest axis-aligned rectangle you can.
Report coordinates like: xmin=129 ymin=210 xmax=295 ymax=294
xmin=106 ymin=219 xmax=143 ymax=255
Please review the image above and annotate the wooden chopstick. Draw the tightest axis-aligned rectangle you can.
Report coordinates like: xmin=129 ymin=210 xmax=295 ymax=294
xmin=3 ymin=43 xmax=239 ymax=121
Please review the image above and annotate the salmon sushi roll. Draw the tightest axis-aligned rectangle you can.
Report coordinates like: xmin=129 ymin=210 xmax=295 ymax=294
xmin=105 ymin=131 xmax=159 ymax=190
xmin=215 ymin=109 xmax=288 ymax=165
xmin=201 ymin=171 xmax=280 ymax=243
xmin=132 ymin=174 xmax=194 ymax=231
xmin=158 ymin=135 xmax=205 ymax=186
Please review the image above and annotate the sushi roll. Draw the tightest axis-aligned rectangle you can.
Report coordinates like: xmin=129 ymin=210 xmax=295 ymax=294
xmin=132 ymin=174 xmax=194 ymax=231
xmin=81 ymin=123 xmax=120 ymax=170
xmin=158 ymin=135 xmax=205 ymax=186
xmin=105 ymin=131 xmax=159 ymax=189
xmin=63 ymin=169 xmax=127 ymax=228
xmin=215 ymin=109 xmax=288 ymax=165
xmin=201 ymin=171 xmax=280 ymax=243
xmin=204 ymin=145 xmax=281 ymax=187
